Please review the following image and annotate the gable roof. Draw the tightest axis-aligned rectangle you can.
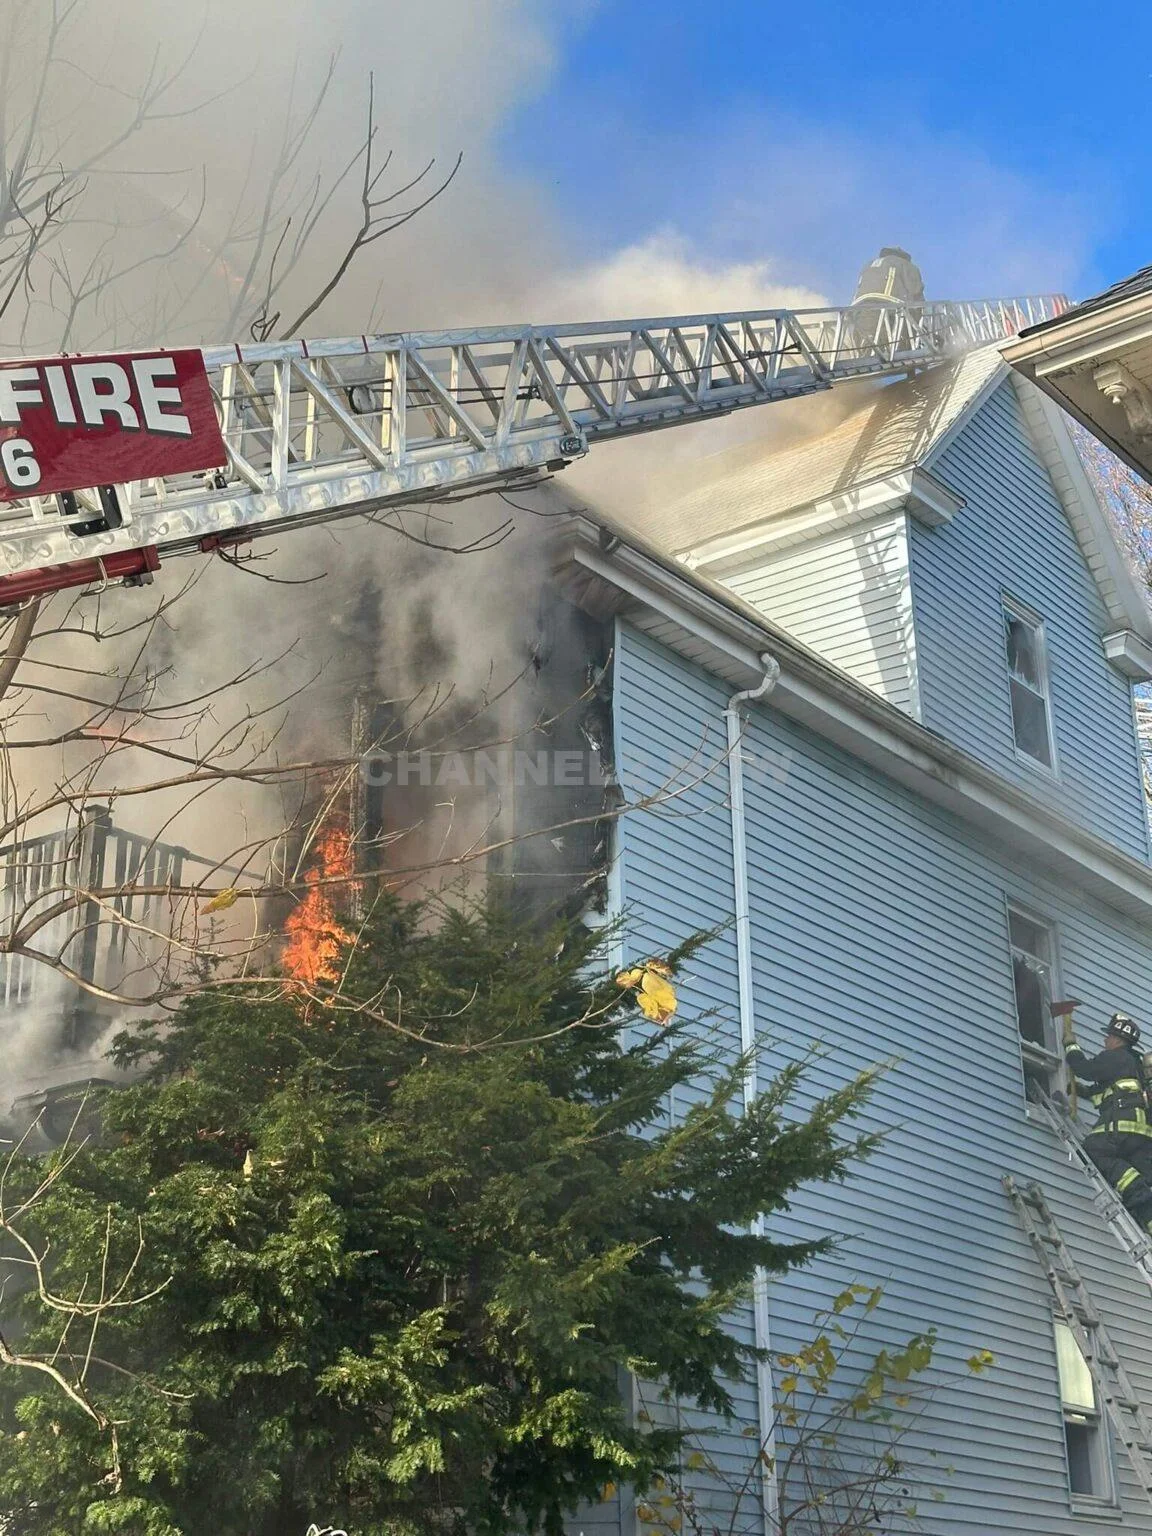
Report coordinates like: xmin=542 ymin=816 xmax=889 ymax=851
xmin=624 ymin=343 xmax=1152 ymax=648
xmin=626 ymin=345 xmax=1005 ymax=555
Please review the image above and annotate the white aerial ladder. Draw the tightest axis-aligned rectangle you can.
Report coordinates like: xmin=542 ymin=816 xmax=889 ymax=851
xmin=0 ymin=292 xmax=1065 ymax=604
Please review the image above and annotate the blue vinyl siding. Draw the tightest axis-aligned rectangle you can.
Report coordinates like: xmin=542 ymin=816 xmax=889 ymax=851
xmin=613 ymin=621 xmax=1152 ymax=1536
xmin=909 ymin=378 xmax=1149 ymax=860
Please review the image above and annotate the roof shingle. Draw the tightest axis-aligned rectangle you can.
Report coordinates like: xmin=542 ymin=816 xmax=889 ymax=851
xmin=1019 ymin=264 xmax=1152 ymax=334
xmin=624 ymin=345 xmax=1004 ymax=554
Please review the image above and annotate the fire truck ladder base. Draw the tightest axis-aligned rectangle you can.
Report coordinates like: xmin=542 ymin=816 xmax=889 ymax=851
xmin=1004 ymin=1175 xmax=1152 ymax=1506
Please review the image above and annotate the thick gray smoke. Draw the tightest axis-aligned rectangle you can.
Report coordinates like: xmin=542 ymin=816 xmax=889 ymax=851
xmin=6 ymin=0 xmax=589 ymax=346
xmin=1 ymin=2 xmax=1072 ymax=1115
xmin=7 ymin=0 xmax=832 ymax=866
xmin=0 ymin=0 xmax=848 ymax=1098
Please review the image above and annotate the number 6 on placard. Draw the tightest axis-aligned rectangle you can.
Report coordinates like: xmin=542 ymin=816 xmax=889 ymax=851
xmin=1 ymin=438 xmax=41 ymax=489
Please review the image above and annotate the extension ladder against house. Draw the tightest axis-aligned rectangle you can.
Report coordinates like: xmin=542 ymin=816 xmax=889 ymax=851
xmin=1029 ymin=1091 xmax=1152 ymax=1294
xmin=1004 ymin=1175 xmax=1152 ymax=1506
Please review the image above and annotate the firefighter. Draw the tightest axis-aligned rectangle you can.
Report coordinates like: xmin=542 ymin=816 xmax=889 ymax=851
xmin=851 ymin=247 xmax=925 ymax=307
xmin=1061 ymin=1008 xmax=1152 ymax=1229
xmin=848 ymin=247 xmax=929 ymax=359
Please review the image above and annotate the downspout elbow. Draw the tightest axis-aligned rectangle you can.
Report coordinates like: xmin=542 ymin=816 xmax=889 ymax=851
xmin=726 ymin=653 xmax=781 ymax=718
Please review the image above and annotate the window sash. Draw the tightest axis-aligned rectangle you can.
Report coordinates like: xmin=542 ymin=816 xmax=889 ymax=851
xmin=1009 ymin=908 xmax=1050 ymax=960
xmin=1010 ymin=681 xmax=1054 ymax=767
xmin=1006 ymin=615 xmax=1043 ymax=687
xmin=1053 ymin=1320 xmax=1115 ymax=1504
xmin=1003 ymin=602 xmax=1055 ymax=768
xmin=1055 ymin=1321 xmax=1096 ymax=1414
xmin=1008 ymin=906 xmax=1061 ymax=1093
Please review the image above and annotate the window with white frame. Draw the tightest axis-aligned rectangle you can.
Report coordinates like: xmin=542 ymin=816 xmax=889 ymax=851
xmin=1054 ymin=1319 xmax=1114 ymax=1503
xmin=1008 ymin=905 xmax=1061 ymax=1097
xmin=1003 ymin=600 xmax=1056 ymax=770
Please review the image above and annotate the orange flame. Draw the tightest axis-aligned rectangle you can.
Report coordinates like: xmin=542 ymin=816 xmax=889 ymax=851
xmin=282 ymin=825 xmax=354 ymax=985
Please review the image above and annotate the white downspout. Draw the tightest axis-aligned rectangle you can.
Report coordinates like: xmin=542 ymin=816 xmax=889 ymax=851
xmin=724 ymin=652 xmax=781 ymax=1534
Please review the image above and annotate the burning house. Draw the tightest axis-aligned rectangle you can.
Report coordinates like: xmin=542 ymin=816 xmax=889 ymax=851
xmin=245 ymin=331 xmax=1152 ymax=1526
xmin=5 ymin=270 xmax=1152 ymax=1528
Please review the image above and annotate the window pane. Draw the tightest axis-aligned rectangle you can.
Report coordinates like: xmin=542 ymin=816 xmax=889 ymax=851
xmin=1012 ymin=950 xmax=1049 ymax=1046
xmin=1010 ymin=679 xmax=1053 ymax=766
xmin=1005 ymin=613 xmax=1043 ymax=687
xmin=1009 ymin=910 xmax=1049 ymax=961
xmin=1056 ymin=1322 xmax=1096 ymax=1414
xmin=1065 ymin=1421 xmax=1096 ymax=1496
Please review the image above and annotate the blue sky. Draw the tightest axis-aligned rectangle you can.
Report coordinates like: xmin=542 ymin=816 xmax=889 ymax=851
xmin=501 ymin=0 xmax=1149 ymax=307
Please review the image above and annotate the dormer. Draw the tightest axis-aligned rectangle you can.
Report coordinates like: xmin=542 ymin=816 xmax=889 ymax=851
xmin=632 ymin=346 xmax=1152 ymax=861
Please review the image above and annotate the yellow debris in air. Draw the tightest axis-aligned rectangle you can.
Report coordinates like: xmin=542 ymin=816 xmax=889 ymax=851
xmin=203 ymin=887 xmax=240 ymax=913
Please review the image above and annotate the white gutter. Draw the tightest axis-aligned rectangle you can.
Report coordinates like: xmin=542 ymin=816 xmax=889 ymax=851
xmin=724 ymin=652 xmax=782 ymax=1533
xmin=1003 ymin=293 xmax=1152 ymax=377
xmin=558 ymin=524 xmax=1152 ymax=924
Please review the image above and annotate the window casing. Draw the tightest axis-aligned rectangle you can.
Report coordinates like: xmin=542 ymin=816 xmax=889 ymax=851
xmin=1003 ymin=600 xmax=1057 ymax=772
xmin=1008 ymin=905 xmax=1062 ymax=1097
xmin=1055 ymin=1319 xmax=1115 ymax=1505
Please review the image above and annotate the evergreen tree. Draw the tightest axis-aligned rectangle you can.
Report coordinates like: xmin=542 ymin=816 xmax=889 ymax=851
xmin=0 ymin=898 xmax=879 ymax=1536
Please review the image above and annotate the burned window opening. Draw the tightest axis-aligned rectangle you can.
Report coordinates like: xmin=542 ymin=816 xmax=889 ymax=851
xmin=1008 ymin=904 xmax=1062 ymax=1097
xmin=346 ymin=588 xmax=616 ymax=926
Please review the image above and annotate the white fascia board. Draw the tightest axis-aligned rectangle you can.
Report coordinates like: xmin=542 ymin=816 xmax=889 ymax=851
xmin=684 ymin=469 xmax=962 ymax=578
xmin=1011 ymin=373 xmax=1152 ymax=643
xmin=566 ymin=535 xmax=769 ymax=676
xmin=1004 ymin=296 xmax=1152 ymax=378
xmin=1103 ymin=629 xmax=1152 ymax=681
xmin=559 ymin=520 xmax=1152 ymax=921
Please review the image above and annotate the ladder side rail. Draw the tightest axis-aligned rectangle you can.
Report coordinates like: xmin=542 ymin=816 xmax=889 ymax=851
xmin=1044 ymin=1227 xmax=1152 ymax=1485
xmin=1030 ymin=1183 xmax=1152 ymax=1472
xmin=1022 ymin=1181 xmax=1152 ymax=1439
xmin=1005 ymin=1177 xmax=1152 ymax=1499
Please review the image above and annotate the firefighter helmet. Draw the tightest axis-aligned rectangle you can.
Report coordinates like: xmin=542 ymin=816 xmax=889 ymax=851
xmin=1108 ymin=1012 xmax=1141 ymax=1047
